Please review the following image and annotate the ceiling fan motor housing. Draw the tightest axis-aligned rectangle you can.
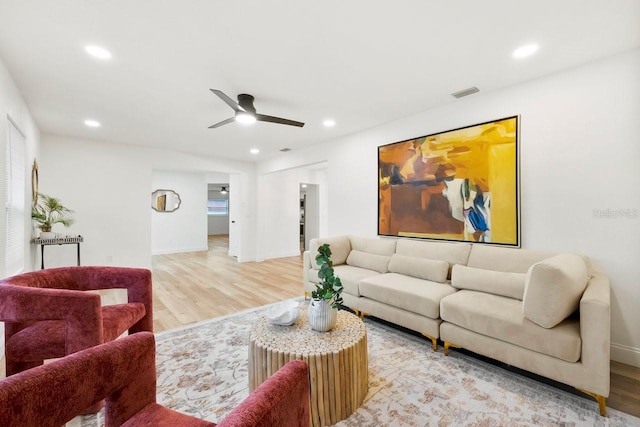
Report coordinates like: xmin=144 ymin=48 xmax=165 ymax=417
xmin=237 ymin=94 xmax=256 ymax=113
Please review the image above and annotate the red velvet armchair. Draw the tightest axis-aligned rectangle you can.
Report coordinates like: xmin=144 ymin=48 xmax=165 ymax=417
xmin=0 ymin=332 xmax=311 ymax=427
xmin=0 ymin=266 xmax=153 ymax=376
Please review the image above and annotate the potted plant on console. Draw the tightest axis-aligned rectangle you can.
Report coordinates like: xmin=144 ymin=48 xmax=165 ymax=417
xmin=32 ymin=193 xmax=75 ymax=239
xmin=309 ymin=243 xmax=343 ymax=332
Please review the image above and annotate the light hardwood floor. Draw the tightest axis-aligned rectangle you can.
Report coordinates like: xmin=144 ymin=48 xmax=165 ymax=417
xmin=153 ymin=235 xmax=640 ymax=419
xmin=152 ymin=235 xmax=303 ymax=332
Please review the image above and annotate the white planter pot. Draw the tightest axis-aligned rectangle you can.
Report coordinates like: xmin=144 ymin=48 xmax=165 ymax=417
xmin=39 ymin=231 xmax=56 ymax=239
xmin=308 ymin=299 xmax=338 ymax=332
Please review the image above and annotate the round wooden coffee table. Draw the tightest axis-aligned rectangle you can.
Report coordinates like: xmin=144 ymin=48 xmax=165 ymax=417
xmin=249 ymin=306 xmax=368 ymax=427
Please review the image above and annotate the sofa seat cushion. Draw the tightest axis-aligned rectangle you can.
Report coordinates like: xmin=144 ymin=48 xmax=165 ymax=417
xmin=440 ymin=290 xmax=581 ymax=362
xmin=359 ymin=273 xmax=456 ymax=319
xmin=308 ymin=265 xmax=380 ymax=297
xmin=451 ymin=265 xmax=526 ymax=300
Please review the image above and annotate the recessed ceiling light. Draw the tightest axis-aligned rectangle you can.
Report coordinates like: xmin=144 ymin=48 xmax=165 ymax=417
xmin=250 ymin=148 xmax=260 ymax=154
xmin=85 ymin=45 xmax=112 ymax=60
xmin=301 ymin=184 xmax=307 ymax=188
xmin=84 ymin=119 xmax=101 ymax=128
xmin=323 ymin=119 xmax=336 ymax=127
xmin=513 ymin=43 xmax=539 ymax=59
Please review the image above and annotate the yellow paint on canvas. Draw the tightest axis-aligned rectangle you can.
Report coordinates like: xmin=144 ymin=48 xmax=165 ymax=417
xmin=488 ymin=142 xmax=517 ymax=244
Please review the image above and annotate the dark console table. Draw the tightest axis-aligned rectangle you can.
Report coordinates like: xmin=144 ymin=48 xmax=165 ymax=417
xmin=32 ymin=236 xmax=83 ymax=269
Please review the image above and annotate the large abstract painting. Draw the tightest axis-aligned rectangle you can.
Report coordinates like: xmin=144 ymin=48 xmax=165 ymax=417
xmin=378 ymin=116 xmax=519 ymax=246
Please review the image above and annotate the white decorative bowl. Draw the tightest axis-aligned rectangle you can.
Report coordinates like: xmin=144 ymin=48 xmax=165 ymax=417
xmin=266 ymin=300 xmax=300 ymax=326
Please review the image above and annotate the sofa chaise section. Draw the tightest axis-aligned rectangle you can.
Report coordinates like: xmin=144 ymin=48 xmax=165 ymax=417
xmin=440 ymin=244 xmax=610 ymax=415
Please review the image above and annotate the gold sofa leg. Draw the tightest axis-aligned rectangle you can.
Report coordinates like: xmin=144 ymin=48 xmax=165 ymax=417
xmin=352 ymin=309 xmax=368 ymax=320
xmin=422 ymin=333 xmax=438 ymax=352
xmin=577 ymin=389 xmax=607 ymax=416
xmin=443 ymin=342 xmax=460 ymax=356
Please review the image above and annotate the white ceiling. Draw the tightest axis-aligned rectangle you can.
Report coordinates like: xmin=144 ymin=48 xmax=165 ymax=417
xmin=0 ymin=1 xmax=638 ymax=162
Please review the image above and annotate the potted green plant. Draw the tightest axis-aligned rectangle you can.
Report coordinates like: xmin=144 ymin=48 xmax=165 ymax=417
xmin=309 ymin=243 xmax=343 ymax=332
xmin=31 ymin=193 xmax=75 ymax=239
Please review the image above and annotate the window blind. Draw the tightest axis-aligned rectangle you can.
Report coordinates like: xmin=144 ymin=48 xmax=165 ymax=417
xmin=5 ymin=119 xmax=25 ymax=276
xmin=207 ymin=198 xmax=229 ymax=215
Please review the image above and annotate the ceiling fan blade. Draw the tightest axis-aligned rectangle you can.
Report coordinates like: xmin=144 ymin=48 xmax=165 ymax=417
xmin=255 ymin=114 xmax=305 ymax=128
xmin=208 ymin=117 xmax=236 ymax=129
xmin=210 ymin=89 xmax=244 ymax=113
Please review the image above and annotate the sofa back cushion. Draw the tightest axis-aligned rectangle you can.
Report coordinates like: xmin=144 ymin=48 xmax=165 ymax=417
xmin=309 ymin=236 xmax=351 ymax=270
xmin=523 ymin=254 xmax=589 ymax=328
xmin=395 ymin=239 xmax=472 ymax=278
xmin=451 ymin=265 xmax=526 ymax=300
xmin=346 ymin=250 xmax=391 ymax=274
xmin=467 ymin=245 xmax=555 ymax=273
xmin=349 ymin=236 xmax=397 ymax=256
xmin=388 ymin=254 xmax=449 ymax=283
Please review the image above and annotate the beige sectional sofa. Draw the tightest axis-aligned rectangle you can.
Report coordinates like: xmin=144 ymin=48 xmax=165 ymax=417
xmin=303 ymin=235 xmax=610 ymax=415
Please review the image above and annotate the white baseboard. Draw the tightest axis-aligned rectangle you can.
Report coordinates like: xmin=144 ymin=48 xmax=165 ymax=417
xmin=263 ymin=250 xmax=302 ymax=261
xmin=611 ymin=342 xmax=640 ymax=367
xmin=152 ymin=246 xmax=209 ymax=256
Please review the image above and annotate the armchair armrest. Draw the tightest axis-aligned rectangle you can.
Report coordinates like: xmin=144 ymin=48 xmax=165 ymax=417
xmin=0 ymin=285 xmax=103 ymax=354
xmin=218 ymin=360 xmax=311 ymax=427
xmin=0 ymin=332 xmax=157 ymax=427
xmin=63 ymin=267 xmax=154 ymax=334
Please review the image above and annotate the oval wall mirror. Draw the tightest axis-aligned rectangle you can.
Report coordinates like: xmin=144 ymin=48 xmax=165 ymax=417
xmin=151 ymin=189 xmax=181 ymax=212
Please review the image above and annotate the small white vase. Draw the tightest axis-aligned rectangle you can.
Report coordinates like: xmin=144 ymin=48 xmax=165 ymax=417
xmin=39 ymin=231 xmax=56 ymax=239
xmin=308 ymin=299 xmax=338 ymax=332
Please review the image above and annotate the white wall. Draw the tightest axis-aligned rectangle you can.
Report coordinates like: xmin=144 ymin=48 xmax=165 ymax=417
xmin=152 ymin=171 xmax=208 ymax=255
xmin=257 ymin=169 xmax=303 ymax=260
xmin=40 ymin=135 xmax=257 ymax=267
xmin=40 ymin=137 xmax=152 ymax=268
xmin=0 ymin=57 xmax=41 ymax=358
xmin=256 ymin=167 xmax=327 ymax=260
xmin=303 ymin=184 xmax=320 ymax=250
xmin=257 ymin=49 xmax=640 ymax=366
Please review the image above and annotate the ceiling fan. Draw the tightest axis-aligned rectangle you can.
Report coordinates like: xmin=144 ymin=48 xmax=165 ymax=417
xmin=209 ymin=89 xmax=305 ymax=129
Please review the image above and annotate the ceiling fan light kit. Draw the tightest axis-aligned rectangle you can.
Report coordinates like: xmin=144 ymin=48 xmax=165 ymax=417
xmin=235 ymin=112 xmax=256 ymax=124
xmin=209 ymin=89 xmax=305 ymax=129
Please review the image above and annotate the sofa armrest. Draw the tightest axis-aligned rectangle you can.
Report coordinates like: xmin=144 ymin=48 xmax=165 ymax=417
xmin=303 ymin=251 xmax=312 ymax=270
xmin=579 ymin=272 xmax=610 ymax=396
xmin=303 ymin=251 xmax=311 ymax=286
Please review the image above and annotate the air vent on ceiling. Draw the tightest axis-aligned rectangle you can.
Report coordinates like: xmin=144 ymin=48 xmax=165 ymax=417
xmin=451 ymin=87 xmax=479 ymax=99
xmin=280 ymin=148 xmax=292 ymax=152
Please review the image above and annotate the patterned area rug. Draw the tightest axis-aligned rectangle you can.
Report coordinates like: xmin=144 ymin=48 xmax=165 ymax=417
xmin=81 ymin=299 xmax=640 ymax=427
